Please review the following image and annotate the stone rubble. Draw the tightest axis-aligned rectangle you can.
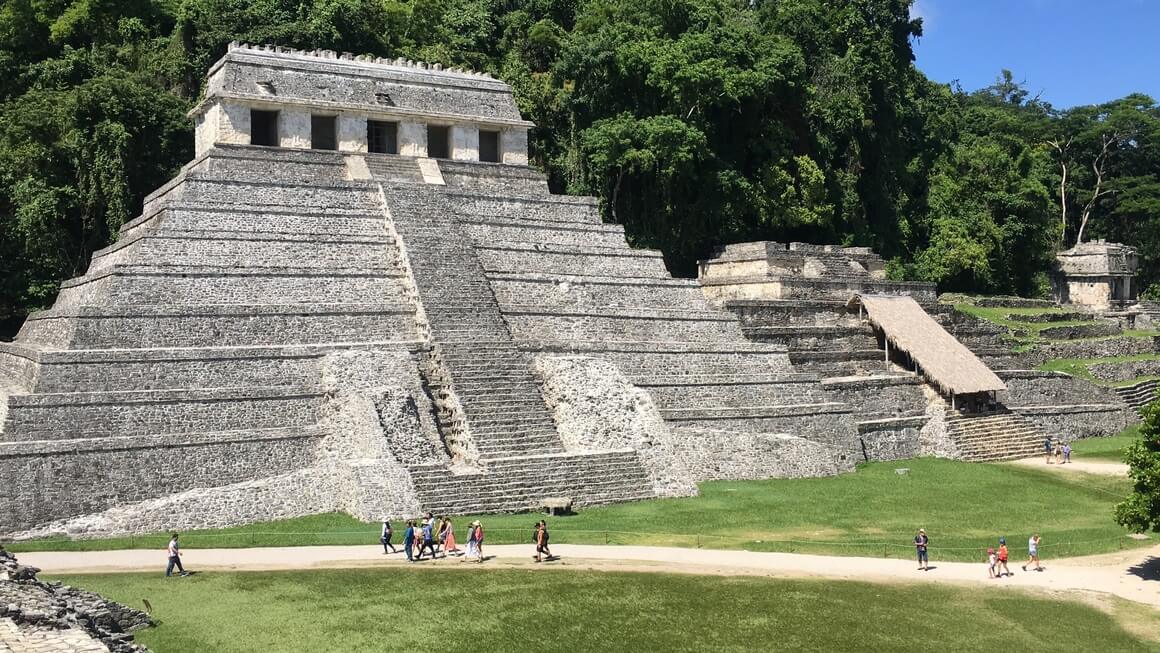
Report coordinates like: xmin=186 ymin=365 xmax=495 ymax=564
xmin=0 ymin=547 xmax=150 ymax=652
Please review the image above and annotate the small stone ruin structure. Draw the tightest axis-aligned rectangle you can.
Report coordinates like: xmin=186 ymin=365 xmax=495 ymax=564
xmin=1053 ymin=240 xmax=1139 ymax=309
xmin=699 ymin=241 xmax=936 ymax=302
xmin=699 ymin=242 xmax=1136 ymax=462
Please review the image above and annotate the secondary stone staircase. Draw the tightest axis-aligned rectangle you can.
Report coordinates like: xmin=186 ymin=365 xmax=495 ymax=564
xmin=944 ymin=410 xmax=1046 ymax=461
xmin=405 ymin=450 xmax=656 ymax=515
xmin=1116 ymin=379 xmax=1159 ymax=412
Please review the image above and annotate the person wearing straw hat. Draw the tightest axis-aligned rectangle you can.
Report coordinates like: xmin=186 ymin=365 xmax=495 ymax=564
xmin=913 ymin=528 xmax=929 ymax=571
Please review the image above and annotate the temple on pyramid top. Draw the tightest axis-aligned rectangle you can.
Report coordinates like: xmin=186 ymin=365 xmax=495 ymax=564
xmin=190 ymin=42 xmax=532 ymax=164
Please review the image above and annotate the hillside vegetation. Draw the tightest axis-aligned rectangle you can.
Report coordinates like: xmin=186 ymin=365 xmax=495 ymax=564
xmin=2 ymin=0 xmax=1159 ymax=334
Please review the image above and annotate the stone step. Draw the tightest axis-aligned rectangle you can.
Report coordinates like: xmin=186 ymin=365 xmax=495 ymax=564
xmin=2 ymin=385 xmax=320 ymax=440
xmin=644 ymin=382 xmax=828 ymax=410
xmin=660 ymin=403 xmax=850 ymax=421
xmin=121 ymin=205 xmax=388 ymax=241
xmin=504 ymin=311 xmax=744 ymax=345
xmin=88 ymin=230 xmax=396 ymax=273
xmin=55 ymin=265 xmax=409 ymax=307
xmin=17 ymin=303 xmax=418 ymax=349
xmin=464 ymin=220 xmax=630 ymax=249
xmin=442 ymin=191 xmax=602 ymax=226
xmin=477 ymin=244 xmax=669 ymax=278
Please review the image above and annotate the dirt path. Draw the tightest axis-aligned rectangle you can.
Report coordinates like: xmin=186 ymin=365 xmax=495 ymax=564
xmin=20 ymin=542 xmax=1160 ymax=608
xmin=1009 ymin=456 xmax=1129 ymax=476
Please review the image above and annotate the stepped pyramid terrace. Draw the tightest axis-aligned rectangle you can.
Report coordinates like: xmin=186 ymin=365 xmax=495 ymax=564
xmin=700 ymin=242 xmax=1137 ymax=461
xmin=0 ymin=44 xmax=1139 ymax=538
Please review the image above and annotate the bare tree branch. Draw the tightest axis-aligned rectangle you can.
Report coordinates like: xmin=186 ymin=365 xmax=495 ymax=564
xmin=1046 ymin=137 xmax=1073 ymax=244
xmin=1075 ymin=133 xmax=1118 ymax=245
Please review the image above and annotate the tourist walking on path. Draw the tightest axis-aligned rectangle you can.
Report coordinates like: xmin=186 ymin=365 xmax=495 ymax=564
xmin=441 ymin=518 xmax=459 ymax=556
xmin=986 ymin=547 xmax=997 ymax=579
xmin=913 ymin=528 xmax=929 ymax=571
xmin=380 ymin=519 xmax=397 ymax=554
xmin=534 ymin=520 xmax=552 ymax=562
xmin=1044 ymin=437 xmax=1054 ymax=464
xmin=463 ymin=520 xmax=483 ymax=563
xmin=1063 ymin=442 xmax=1071 ymax=464
xmin=403 ymin=520 xmax=416 ymax=562
xmin=1023 ymin=534 xmax=1043 ymax=572
xmin=1054 ymin=440 xmax=1064 ymax=464
xmin=165 ymin=533 xmax=189 ymax=577
xmin=416 ymin=518 xmax=437 ymax=560
xmin=997 ymin=538 xmax=1012 ymax=577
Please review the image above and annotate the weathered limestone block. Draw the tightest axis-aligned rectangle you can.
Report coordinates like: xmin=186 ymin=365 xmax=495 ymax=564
xmin=399 ymin=121 xmax=427 ymax=157
xmin=502 ymin=128 xmax=528 ymax=165
xmin=856 ymin=417 xmax=925 ymax=460
xmin=532 ymin=354 xmax=697 ymax=498
xmin=451 ymin=124 xmax=479 ymax=161
xmin=279 ymin=109 xmax=311 ymax=149
xmin=917 ymin=400 xmax=959 ymax=459
xmin=671 ymin=427 xmax=853 ymax=481
xmin=338 ymin=114 xmax=368 ymax=152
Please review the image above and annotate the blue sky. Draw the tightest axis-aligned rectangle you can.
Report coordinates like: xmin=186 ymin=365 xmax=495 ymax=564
xmin=910 ymin=0 xmax=1159 ymax=109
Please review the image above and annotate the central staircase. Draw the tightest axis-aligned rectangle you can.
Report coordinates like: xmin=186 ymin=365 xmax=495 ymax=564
xmin=367 ymin=156 xmax=656 ymax=514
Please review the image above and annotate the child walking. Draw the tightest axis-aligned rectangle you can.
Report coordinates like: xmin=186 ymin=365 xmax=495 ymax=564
xmin=997 ymin=538 xmax=1011 ymax=577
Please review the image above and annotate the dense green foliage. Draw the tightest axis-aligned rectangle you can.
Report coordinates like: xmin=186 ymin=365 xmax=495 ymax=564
xmin=54 ymin=569 xmax=1158 ymax=652
xmin=1117 ymin=399 xmax=1160 ymax=533
xmin=15 ymin=458 xmax=1146 ymax=561
xmin=2 ymin=0 xmax=1159 ymax=331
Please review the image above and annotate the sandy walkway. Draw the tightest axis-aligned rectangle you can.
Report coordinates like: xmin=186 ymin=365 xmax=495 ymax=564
xmin=1008 ymin=456 xmax=1129 ymax=476
xmin=20 ymin=542 xmax=1160 ymax=608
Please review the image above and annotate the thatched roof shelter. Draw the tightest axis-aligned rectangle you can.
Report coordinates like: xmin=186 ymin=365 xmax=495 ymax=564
xmin=848 ymin=294 xmax=1006 ymax=396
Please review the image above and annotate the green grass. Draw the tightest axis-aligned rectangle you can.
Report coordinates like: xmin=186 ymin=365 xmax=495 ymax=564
xmin=1039 ymin=354 xmax=1160 ymax=386
xmin=955 ymin=304 xmax=1160 ymax=341
xmin=48 ymin=569 xmax=1159 ymax=653
xmin=11 ymin=458 xmax=1148 ymax=561
xmin=1071 ymin=425 xmax=1142 ymax=461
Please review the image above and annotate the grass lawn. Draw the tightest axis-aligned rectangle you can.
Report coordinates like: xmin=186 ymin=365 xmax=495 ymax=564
xmin=1071 ymin=425 xmax=1142 ymax=461
xmin=954 ymin=304 xmax=1160 ymax=344
xmin=1040 ymin=354 xmax=1160 ymax=386
xmin=11 ymin=458 xmax=1147 ymax=561
xmin=48 ymin=569 xmax=1159 ymax=653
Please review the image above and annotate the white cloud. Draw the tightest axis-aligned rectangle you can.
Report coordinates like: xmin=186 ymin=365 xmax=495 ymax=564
xmin=910 ymin=0 xmax=933 ymax=26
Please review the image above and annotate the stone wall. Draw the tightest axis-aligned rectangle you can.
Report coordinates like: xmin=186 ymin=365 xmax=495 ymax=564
xmin=1090 ymin=359 xmax=1160 ymax=382
xmin=1035 ymin=336 xmax=1159 ymax=360
xmin=0 ymin=428 xmax=322 ymax=533
xmin=669 ymin=428 xmax=854 ymax=481
xmin=532 ymin=354 xmax=696 ymax=497
xmin=856 ymin=417 xmax=926 ymax=461
xmin=998 ymin=370 xmax=1130 ymax=408
xmin=8 ymin=351 xmax=436 ymax=539
xmin=1013 ymin=404 xmax=1136 ymax=441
